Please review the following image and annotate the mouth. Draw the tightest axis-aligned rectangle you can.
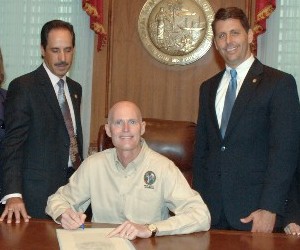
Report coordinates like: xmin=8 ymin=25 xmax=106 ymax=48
xmin=225 ymin=45 xmax=238 ymax=53
xmin=55 ymin=62 xmax=69 ymax=68
xmin=120 ymin=135 xmax=133 ymax=140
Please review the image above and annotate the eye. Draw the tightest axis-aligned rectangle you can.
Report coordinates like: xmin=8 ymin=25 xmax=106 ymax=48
xmin=231 ymin=30 xmax=240 ymax=36
xmin=64 ymin=47 xmax=73 ymax=53
xmin=51 ymin=48 xmax=60 ymax=53
xmin=128 ymin=119 xmax=138 ymax=125
xmin=217 ymin=33 xmax=226 ymax=40
xmin=113 ymin=120 xmax=123 ymax=126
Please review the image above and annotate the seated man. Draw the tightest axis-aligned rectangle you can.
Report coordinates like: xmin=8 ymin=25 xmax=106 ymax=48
xmin=46 ymin=101 xmax=210 ymax=240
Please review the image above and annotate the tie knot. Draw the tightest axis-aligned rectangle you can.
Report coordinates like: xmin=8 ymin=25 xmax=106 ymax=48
xmin=230 ymin=69 xmax=237 ymax=79
xmin=57 ymin=79 xmax=64 ymax=89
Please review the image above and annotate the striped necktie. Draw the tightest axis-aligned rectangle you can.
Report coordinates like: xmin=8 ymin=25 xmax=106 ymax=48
xmin=57 ymin=79 xmax=81 ymax=170
xmin=220 ymin=69 xmax=237 ymax=138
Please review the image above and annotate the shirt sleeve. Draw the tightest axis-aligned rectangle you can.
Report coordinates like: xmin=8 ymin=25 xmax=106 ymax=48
xmin=45 ymin=158 xmax=91 ymax=222
xmin=155 ymin=161 xmax=211 ymax=236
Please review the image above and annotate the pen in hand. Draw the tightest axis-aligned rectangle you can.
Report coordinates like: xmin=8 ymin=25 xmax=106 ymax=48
xmin=80 ymin=224 xmax=85 ymax=230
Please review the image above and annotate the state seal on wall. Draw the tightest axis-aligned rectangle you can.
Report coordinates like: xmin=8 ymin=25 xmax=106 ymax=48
xmin=138 ymin=0 xmax=215 ymax=65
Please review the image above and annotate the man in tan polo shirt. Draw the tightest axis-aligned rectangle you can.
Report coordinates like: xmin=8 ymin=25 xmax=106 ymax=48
xmin=46 ymin=101 xmax=210 ymax=240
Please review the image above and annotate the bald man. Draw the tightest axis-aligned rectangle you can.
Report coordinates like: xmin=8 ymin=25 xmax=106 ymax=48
xmin=46 ymin=101 xmax=210 ymax=240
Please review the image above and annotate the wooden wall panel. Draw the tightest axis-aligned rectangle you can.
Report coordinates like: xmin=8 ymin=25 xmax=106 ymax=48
xmin=89 ymin=0 xmax=254 ymax=150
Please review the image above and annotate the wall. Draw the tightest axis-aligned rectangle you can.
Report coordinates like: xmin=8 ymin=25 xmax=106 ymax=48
xmin=89 ymin=0 xmax=254 ymax=151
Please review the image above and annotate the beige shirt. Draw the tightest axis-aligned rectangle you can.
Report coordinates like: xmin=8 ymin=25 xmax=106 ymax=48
xmin=46 ymin=140 xmax=211 ymax=236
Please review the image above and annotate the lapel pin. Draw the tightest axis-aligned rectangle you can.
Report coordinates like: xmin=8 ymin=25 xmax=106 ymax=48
xmin=74 ymin=94 xmax=78 ymax=99
xmin=252 ymin=78 xmax=257 ymax=83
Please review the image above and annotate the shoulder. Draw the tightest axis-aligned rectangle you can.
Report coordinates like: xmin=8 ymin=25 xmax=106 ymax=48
xmin=87 ymin=149 xmax=113 ymax=162
xmin=145 ymin=147 xmax=180 ymax=174
xmin=252 ymin=58 xmax=295 ymax=83
xmin=82 ymin=149 xmax=115 ymax=169
xmin=200 ymin=70 xmax=224 ymax=90
xmin=263 ymin=65 xmax=294 ymax=80
xmin=8 ymin=67 xmax=42 ymax=90
xmin=0 ymin=88 xmax=6 ymax=100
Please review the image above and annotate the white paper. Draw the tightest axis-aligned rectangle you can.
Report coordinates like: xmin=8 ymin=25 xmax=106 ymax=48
xmin=56 ymin=228 xmax=136 ymax=250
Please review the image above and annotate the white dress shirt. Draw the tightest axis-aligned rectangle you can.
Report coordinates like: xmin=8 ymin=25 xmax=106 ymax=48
xmin=215 ymin=55 xmax=255 ymax=127
xmin=43 ymin=63 xmax=77 ymax=167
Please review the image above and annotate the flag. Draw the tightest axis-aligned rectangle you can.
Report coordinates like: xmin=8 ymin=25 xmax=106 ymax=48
xmin=82 ymin=0 xmax=107 ymax=51
xmin=252 ymin=0 xmax=276 ymax=54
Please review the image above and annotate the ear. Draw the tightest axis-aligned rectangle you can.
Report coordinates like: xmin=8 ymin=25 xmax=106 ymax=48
xmin=40 ymin=45 xmax=45 ymax=57
xmin=105 ymin=124 xmax=112 ymax=138
xmin=213 ymin=39 xmax=219 ymax=51
xmin=248 ymin=29 xmax=254 ymax=44
xmin=140 ymin=121 xmax=146 ymax=136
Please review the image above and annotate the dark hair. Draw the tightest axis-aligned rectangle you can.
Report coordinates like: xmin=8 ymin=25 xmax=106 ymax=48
xmin=0 ymin=48 xmax=4 ymax=85
xmin=212 ymin=7 xmax=250 ymax=35
xmin=40 ymin=20 xmax=75 ymax=50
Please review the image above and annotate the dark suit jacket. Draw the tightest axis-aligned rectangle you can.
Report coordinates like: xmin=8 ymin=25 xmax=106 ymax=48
xmin=193 ymin=58 xmax=300 ymax=230
xmin=0 ymin=65 xmax=83 ymax=218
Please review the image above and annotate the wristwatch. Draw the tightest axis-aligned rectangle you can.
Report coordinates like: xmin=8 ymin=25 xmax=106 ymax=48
xmin=146 ymin=224 xmax=158 ymax=237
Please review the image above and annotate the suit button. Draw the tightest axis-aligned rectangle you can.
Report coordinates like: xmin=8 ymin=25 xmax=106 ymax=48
xmin=221 ymin=146 xmax=226 ymax=151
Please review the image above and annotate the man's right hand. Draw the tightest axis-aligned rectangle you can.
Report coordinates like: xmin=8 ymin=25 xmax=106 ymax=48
xmin=0 ymin=197 xmax=30 ymax=223
xmin=60 ymin=208 xmax=86 ymax=230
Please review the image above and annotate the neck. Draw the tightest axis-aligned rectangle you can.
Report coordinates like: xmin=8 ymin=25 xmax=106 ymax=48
xmin=116 ymin=146 xmax=142 ymax=168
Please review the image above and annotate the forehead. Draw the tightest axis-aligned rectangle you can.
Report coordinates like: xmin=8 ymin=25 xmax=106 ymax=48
xmin=110 ymin=104 xmax=140 ymax=120
xmin=46 ymin=29 xmax=73 ymax=47
xmin=214 ymin=18 xmax=244 ymax=32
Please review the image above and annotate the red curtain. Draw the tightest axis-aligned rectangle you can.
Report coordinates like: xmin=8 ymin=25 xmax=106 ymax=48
xmin=252 ymin=0 xmax=276 ymax=54
xmin=82 ymin=0 xmax=107 ymax=51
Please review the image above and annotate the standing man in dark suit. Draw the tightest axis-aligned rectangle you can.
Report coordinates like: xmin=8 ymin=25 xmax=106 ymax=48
xmin=192 ymin=7 xmax=300 ymax=232
xmin=0 ymin=20 xmax=83 ymax=222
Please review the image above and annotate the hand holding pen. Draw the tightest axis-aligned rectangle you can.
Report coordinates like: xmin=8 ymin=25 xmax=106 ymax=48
xmin=60 ymin=208 xmax=86 ymax=230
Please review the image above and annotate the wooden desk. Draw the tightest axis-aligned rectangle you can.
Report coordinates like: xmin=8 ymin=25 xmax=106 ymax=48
xmin=1 ymin=219 xmax=300 ymax=250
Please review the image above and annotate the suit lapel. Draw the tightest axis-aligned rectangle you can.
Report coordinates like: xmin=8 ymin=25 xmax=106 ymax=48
xmin=224 ymin=59 xmax=263 ymax=139
xmin=208 ymin=71 xmax=224 ymax=139
xmin=36 ymin=65 xmax=64 ymax=120
xmin=67 ymin=78 xmax=81 ymax=123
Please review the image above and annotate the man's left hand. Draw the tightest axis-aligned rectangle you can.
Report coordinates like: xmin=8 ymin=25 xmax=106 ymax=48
xmin=240 ymin=209 xmax=276 ymax=232
xmin=284 ymin=223 xmax=300 ymax=236
xmin=107 ymin=220 xmax=152 ymax=240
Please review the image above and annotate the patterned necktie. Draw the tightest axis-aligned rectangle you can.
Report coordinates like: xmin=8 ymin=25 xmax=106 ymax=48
xmin=57 ymin=79 xmax=81 ymax=170
xmin=220 ymin=69 xmax=237 ymax=138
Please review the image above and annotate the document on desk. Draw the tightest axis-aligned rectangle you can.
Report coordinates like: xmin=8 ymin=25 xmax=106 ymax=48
xmin=56 ymin=228 xmax=135 ymax=250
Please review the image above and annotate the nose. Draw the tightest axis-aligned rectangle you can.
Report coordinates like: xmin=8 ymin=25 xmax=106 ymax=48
xmin=58 ymin=51 xmax=66 ymax=62
xmin=226 ymin=33 xmax=233 ymax=44
xmin=122 ymin=122 xmax=129 ymax=132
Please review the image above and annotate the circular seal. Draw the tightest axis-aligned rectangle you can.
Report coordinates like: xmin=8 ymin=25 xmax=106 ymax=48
xmin=138 ymin=0 xmax=214 ymax=65
xmin=144 ymin=171 xmax=156 ymax=185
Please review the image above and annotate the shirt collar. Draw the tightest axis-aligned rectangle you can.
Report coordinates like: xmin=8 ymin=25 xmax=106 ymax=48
xmin=225 ymin=54 xmax=255 ymax=72
xmin=113 ymin=139 xmax=147 ymax=174
xmin=225 ymin=54 xmax=255 ymax=80
xmin=43 ymin=62 xmax=67 ymax=88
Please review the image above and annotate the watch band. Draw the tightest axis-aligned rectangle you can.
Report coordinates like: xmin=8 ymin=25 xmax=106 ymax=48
xmin=146 ymin=224 xmax=158 ymax=237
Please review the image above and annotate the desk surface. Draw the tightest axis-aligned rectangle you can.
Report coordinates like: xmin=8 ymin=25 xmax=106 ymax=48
xmin=1 ymin=219 xmax=300 ymax=250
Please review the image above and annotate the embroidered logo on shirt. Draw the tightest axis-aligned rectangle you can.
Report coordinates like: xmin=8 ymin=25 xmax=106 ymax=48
xmin=144 ymin=171 xmax=156 ymax=189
